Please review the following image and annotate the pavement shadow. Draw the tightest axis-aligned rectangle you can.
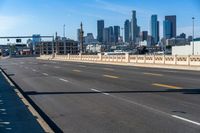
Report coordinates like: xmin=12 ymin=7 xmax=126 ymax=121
xmin=7 ymin=74 xmax=15 ymax=77
xmin=25 ymin=88 xmax=200 ymax=96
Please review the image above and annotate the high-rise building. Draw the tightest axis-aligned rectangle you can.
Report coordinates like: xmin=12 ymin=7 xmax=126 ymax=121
xmin=163 ymin=20 xmax=172 ymax=39
xmin=114 ymin=26 xmax=120 ymax=43
xmin=108 ymin=26 xmax=114 ymax=43
xmin=131 ymin=10 xmax=138 ymax=43
xmin=103 ymin=28 xmax=109 ymax=43
xmin=124 ymin=20 xmax=130 ymax=42
xmin=97 ymin=20 xmax=104 ymax=43
xmin=137 ymin=26 xmax=140 ymax=37
xmin=151 ymin=15 xmax=160 ymax=44
xmin=141 ymin=31 xmax=148 ymax=41
xmin=165 ymin=15 xmax=177 ymax=38
xmin=85 ymin=33 xmax=95 ymax=44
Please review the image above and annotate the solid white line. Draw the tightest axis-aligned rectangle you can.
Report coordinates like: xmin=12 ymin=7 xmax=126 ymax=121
xmin=172 ymin=115 xmax=200 ymax=126
xmin=91 ymin=89 xmax=101 ymax=92
xmin=0 ymin=109 xmax=6 ymax=111
xmin=42 ymin=73 xmax=48 ymax=76
xmin=59 ymin=78 xmax=69 ymax=83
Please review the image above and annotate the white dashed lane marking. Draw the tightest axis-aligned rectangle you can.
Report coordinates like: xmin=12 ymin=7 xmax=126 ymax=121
xmin=42 ymin=73 xmax=48 ymax=76
xmin=59 ymin=78 xmax=69 ymax=83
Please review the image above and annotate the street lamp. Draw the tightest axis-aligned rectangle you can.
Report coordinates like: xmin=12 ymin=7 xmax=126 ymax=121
xmin=192 ymin=17 xmax=195 ymax=55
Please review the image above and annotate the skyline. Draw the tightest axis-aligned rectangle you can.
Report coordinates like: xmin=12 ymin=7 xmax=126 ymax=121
xmin=0 ymin=0 xmax=200 ymax=43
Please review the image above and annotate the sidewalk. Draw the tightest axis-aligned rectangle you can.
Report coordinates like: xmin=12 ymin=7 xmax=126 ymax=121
xmin=0 ymin=71 xmax=45 ymax=133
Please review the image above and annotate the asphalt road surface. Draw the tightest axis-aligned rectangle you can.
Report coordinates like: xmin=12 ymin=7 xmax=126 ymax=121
xmin=0 ymin=57 xmax=200 ymax=133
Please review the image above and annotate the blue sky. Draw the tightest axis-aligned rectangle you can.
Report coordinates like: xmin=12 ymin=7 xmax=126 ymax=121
xmin=0 ymin=0 xmax=199 ymax=42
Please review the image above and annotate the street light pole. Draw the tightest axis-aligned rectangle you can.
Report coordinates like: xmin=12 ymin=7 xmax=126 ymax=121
xmin=192 ymin=17 xmax=195 ymax=55
xmin=63 ymin=24 xmax=66 ymax=38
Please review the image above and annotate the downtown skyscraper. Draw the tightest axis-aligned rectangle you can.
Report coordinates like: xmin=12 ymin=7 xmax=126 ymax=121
xmin=163 ymin=15 xmax=177 ymax=39
xmin=97 ymin=20 xmax=104 ymax=43
xmin=124 ymin=20 xmax=130 ymax=43
xmin=114 ymin=26 xmax=120 ymax=43
xmin=151 ymin=15 xmax=160 ymax=44
xmin=131 ymin=10 xmax=138 ymax=43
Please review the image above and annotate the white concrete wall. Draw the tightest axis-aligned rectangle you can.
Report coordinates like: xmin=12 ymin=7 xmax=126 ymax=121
xmin=38 ymin=54 xmax=200 ymax=66
xmin=172 ymin=41 xmax=200 ymax=55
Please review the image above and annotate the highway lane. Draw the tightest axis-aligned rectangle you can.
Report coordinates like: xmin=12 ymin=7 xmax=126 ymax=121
xmin=0 ymin=57 xmax=200 ymax=133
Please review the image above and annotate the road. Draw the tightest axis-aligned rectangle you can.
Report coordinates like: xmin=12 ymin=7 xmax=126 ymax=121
xmin=0 ymin=57 xmax=200 ymax=133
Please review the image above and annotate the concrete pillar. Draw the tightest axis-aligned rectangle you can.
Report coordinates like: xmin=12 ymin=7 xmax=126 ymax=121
xmin=98 ymin=53 xmax=102 ymax=61
xmin=68 ymin=53 xmax=70 ymax=60
xmin=136 ymin=55 xmax=138 ymax=63
xmin=153 ymin=55 xmax=155 ymax=64
xmin=144 ymin=55 xmax=146 ymax=63
xmin=174 ymin=55 xmax=177 ymax=65
xmin=163 ymin=55 xmax=165 ymax=64
xmin=46 ymin=44 xmax=49 ymax=55
xmin=125 ymin=53 xmax=130 ymax=63
xmin=79 ymin=53 xmax=82 ymax=60
xmin=187 ymin=55 xmax=191 ymax=66
xmin=64 ymin=41 xmax=67 ymax=55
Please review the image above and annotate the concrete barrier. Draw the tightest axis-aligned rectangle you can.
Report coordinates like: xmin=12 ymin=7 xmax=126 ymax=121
xmin=38 ymin=54 xmax=200 ymax=67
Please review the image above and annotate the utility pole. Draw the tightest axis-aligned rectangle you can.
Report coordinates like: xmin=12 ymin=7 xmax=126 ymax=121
xmin=80 ymin=22 xmax=84 ymax=54
xmin=63 ymin=24 xmax=66 ymax=38
xmin=63 ymin=24 xmax=67 ymax=55
xmin=192 ymin=17 xmax=195 ymax=55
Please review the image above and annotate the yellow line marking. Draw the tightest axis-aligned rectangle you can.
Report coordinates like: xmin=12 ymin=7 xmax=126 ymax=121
xmin=152 ymin=83 xmax=182 ymax=89
xmin=73 ymin=69 xmax=81 ymax=72
xmin=103 ymin=74 xmax=119 ymax=79
xmin=144 ymin=72 xmax=163 ymax=76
